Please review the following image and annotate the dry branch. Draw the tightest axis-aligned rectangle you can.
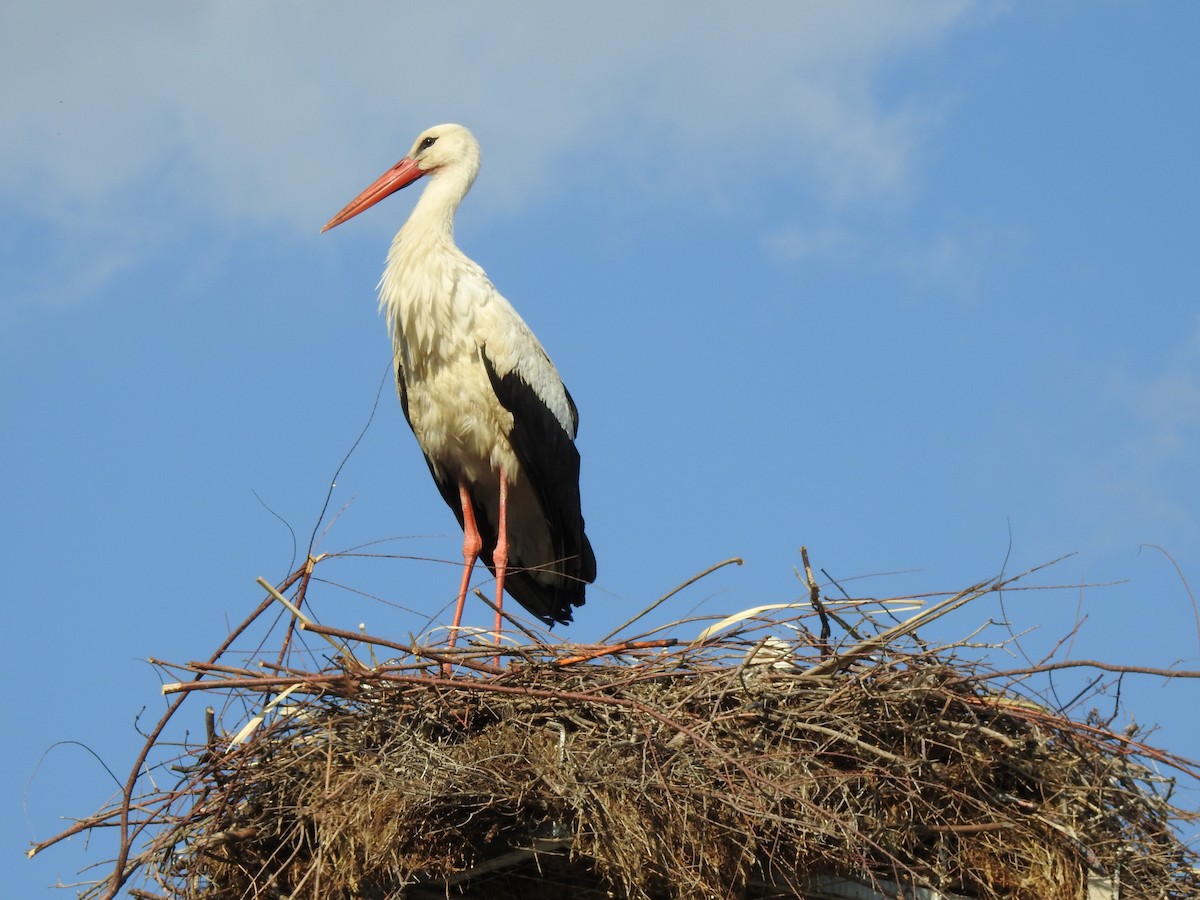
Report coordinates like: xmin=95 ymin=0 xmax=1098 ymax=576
xmin=30 ymin=555 xmax=1200 ymax=900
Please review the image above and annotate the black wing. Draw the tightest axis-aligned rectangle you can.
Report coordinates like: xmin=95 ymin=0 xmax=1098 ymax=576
xmin=482 ymin=351 xmax=596 ymax=624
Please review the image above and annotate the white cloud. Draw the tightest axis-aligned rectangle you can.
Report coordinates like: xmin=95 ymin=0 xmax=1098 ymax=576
xmin=1066 ymin=316 xmax=1200 ymax=542
xmin=764 ymin=224 xmax=856 ymax=262
xmin=897 ymin=231 xmax=982 ymax=300
xmin=1126 ymin=322 xmax=1200 ymax=461
xmin=0 ymin=0 xmax=990 ymax=306
xmin=762 ymin=217 xmax=1028 ymax=305
xmin=1 ymin=2 xmax=984 ymax=216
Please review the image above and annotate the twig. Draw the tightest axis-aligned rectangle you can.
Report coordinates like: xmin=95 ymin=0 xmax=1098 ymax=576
xmin=551 ymin=639 xmax=679 ymax=667
xmin=799 ymin=547 xmax=831 ymax=654
xmin=300 ymin=620 xmax=504 ymax=676
xmin=29 ymin=562 xmax=312 ymax=896
xmin=472 ymin=588 xmax=550 ymax=647
xmin=257 ymin=575 xmax=366 ymax=670
xmin=601 ymin=557 xmax=744 ymax=642
xmin=797 ymin=559 xmax=1071 ymax=679
xmin=969 ymin=659 xmax=1200 ymax=683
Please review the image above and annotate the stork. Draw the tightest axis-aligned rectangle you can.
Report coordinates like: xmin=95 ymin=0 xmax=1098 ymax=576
xmin=322 ymin=124 xmax=596 ymax=654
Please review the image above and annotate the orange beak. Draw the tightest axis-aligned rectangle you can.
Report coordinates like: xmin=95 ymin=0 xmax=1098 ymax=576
xmin=321 ymin=156 xmax=427 ymax=232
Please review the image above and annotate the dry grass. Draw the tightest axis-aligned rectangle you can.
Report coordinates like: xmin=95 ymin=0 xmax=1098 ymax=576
xmin=31 ymin=554 xmax=1200 ymax=899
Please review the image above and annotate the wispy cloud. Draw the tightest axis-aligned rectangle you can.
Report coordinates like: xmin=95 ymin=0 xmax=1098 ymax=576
xmin=891 ymin=227 xmax=1029 ymax=304
xmin=762 ymin=216 xmax=1027 ymax=309
xmin=1066 ymin=314 xmax=1200 ymax=542
xmin=2 ymin=3 xmax=985 ymax=231
xmin=763 ymin=224 xmax=857 ymax=262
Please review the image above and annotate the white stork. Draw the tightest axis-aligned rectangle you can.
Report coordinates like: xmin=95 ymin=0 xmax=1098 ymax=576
xmin=321 ymin=124 xmax=596 ymax=651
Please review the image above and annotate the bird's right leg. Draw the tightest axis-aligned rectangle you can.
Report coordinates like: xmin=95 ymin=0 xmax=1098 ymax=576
xmin=446 ymin=480 xmax=482 ymax=661
xmin=492 ymin=468 xmax=509 ymax=646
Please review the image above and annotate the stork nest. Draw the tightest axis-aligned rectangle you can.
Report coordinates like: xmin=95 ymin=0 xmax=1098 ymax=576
xmin=32 ymin=555 xmax=1200 ymax=899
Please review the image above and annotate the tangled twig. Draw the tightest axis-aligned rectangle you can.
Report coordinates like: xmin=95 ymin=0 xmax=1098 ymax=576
xmin=29 ymin=555 xmax=1200 ymax=900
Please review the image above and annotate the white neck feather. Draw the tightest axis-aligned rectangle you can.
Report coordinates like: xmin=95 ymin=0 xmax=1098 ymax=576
xmin=378 ymin=161 xmax=481 ymax=352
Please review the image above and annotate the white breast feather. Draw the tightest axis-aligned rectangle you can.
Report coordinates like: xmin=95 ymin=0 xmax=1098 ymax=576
xmin=378 ymin=229 xmax=573 ymax=489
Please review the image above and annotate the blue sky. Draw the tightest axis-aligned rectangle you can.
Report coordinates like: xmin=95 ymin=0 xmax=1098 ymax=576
xmin=5 ymin=2 xmax=1199 ymax=892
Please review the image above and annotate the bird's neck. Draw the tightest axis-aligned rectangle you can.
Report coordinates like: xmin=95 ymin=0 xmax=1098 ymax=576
xmin=379 ymin=168 xmax=477 ymax=345
xmin=387 ymin=192 xmax=461 ymax=284
xmin=403 ymin=165 xmax=475 ymax=246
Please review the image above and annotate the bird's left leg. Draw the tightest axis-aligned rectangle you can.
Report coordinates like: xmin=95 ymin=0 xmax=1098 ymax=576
xmin=492 ymin=467 xmax=509 ymax=647
xmin=447 ymin=480 xmax=483 ymax=658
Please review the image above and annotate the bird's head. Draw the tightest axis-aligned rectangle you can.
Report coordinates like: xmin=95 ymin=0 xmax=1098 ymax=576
xmin=405 ymin=124 xmax=480 ymax=179
xmin=321 ymin=124 xmax=480 ymax=232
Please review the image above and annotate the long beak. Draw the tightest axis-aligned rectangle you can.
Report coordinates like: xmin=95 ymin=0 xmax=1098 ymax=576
xmin=321 ymin=156 xmax=426 ymax=232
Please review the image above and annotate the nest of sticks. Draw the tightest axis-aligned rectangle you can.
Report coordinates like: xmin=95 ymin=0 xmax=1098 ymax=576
xmin=33 ymin=553 xmax=1200 ymax=899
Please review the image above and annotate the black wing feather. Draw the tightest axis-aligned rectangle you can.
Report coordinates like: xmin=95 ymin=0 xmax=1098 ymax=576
xmin=482 ymin=352 xmax=596 ymax=624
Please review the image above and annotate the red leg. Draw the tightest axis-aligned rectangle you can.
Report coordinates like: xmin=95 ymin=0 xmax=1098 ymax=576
xmin=447 ymin=480 xmax=482 ymax=658
xmin=492 ymin=468 xmax=509 ymax=647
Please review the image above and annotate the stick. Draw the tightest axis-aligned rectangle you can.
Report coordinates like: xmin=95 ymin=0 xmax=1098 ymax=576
xmin=600 ymin=557 xmax=744 ymax=643
xmin=256 ymin=576 xmax=366 ymax=670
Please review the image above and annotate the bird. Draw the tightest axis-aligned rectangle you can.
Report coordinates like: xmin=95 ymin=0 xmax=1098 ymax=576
xmin=321 ymin=124 xmax=596 ymax=653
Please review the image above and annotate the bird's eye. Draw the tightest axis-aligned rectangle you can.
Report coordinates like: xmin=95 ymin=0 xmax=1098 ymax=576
xmin=418 ymin=136 xmax=438 ymax=152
